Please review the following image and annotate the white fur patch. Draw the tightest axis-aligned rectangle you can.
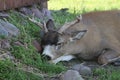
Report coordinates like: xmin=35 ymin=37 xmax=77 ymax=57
xmin=42 ymin=45 xmax=54 ymax=59
xmin=51 ymin=55 xmax=75 ymax=64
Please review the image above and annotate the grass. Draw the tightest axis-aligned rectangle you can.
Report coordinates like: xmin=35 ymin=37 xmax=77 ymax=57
xmin=0 ymin=60 xmax=42 ymax=80
xmin=0 ymin=0 xmax=120 ymax=80
xmin=48 ymin=0 xmax=120 ymax=12
xmin=0 ymin=11 xmax=65 ymax=80
xmin=92 ymin=66 xmax=120 ymax=80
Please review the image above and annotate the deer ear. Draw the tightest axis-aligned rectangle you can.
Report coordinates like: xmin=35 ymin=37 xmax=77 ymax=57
xmin=46 ymin=19 xmax=55 ymax=31
xmin=70 ymin=30 xmax=87 ymax=41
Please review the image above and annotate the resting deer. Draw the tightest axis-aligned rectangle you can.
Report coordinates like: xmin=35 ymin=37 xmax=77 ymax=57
xmin=30 ymin=10 xmax=120 ymax=65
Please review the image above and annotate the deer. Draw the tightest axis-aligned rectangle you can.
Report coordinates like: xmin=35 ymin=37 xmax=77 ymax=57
xmin=29 ymin=10 xmax=120 ymax=66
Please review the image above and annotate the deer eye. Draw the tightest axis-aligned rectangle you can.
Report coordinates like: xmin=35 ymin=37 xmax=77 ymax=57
xmin=55 ymin=42 xmax=63 ymax=50
xmin=57 ymin=43 xmax=62 ymax=45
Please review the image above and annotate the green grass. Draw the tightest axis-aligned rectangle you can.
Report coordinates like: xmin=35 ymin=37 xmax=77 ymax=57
xmin=0 ymin=11 xmax=65 ymax=80
xmin=0 ymin=60 xmax=42 ymax=80
xmin=0 ymin=0 xmax=120 ymax=80
xmin=92 ymin=66 xmax=120 ymax=80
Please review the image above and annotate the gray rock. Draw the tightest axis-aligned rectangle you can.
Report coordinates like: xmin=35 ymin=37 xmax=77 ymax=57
xmin=0 ymin=39 xmax=10 ymax=49
xmin=0 ymin=19 xmax=19 ymax=37
xmin=72 ymin=64 xmax=92 ymax=76
xmin=0 ymin=24 xmax=8 ymax=36
xmin=0 ymin=12 xmax=9 ymax=18
xmin=45 ymin=77 xmax=60 ymax=80
xmin=19 ymin=7 xmax=33 ymax=15
xmin=60 ymin=70 xmax=84 ymax=80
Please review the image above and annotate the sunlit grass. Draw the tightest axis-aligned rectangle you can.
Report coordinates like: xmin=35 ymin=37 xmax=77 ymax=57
xmin=48 ymin=0 xmax=120 ymax=13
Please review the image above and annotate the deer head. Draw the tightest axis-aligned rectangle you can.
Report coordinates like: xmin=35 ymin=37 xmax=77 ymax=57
xmin=29 ymin=9 xmax=82 ymax=63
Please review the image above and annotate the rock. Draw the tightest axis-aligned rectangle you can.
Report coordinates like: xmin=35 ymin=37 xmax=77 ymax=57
xmin=19 ymin=7 xmax=33 ymax=15
xmin=31 ymin=7 xmax=44 ymax=20
xmin=0 ymin=24 xmax=8 ymax=36
xmin=0 ymin=12 xmax=9 ymax=18
xmin=0 ymin=39 xmax=10 ymax=49
xmin=14 ymin=41 xmax=24 ymax=47
xmin=60 ymin=70 xmax=84 ymax=80
xmin=32 ymin=40 xmax=42 ymax=53
xmin=72 ymin=64 xmax=92 ymax=76
xmin=0 ymin=19 xmax=19 ymax=37
xmin=45 ymin=77 xmax=60 ymax=80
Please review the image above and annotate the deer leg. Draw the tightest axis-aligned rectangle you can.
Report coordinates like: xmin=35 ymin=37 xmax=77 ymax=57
xmin=50 ymin=55 xmax=75 ymax=64
xmin=98 ymin=50 xmax=120 ymax=66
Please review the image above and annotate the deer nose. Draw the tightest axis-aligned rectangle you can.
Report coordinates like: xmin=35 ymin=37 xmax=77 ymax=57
xmin=42 ymin=55 xmax=51 ymax=60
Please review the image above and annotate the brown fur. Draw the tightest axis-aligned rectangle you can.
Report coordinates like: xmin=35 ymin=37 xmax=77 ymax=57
xmin=42 ymin=10 xmax=120 ymax=65
xmin=54 ymin=10 xmax=120 ymax=64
